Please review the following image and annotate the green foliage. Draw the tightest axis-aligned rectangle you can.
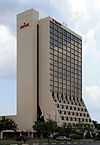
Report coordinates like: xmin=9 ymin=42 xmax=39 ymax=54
xmin=70 ymin=133 xmax=82 ymax=139
xmin=33 ymin=119 xmax=57 ymax=138
xmin=33 ymin=119 xmax=45 ymax=138
xmin=93 ymin=120 xmax=100 ymax=130
xmin=55 ymin=123 xmax=72 ymax=138
xmin=65 ymin=123 xmax=72 ymax=137
xmin=0 ymin=117 xmax=17 ymax=131
xmin=45 ymin=120 xmax=57 ymax=135
xmin=95 ymin=132 xmax=100 ymax=140
xmin=33 ymin=120 xmax=95 ymax=140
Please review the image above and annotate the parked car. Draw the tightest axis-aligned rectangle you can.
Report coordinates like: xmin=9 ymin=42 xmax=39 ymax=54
xmin=55 ymin=135 xmax=71 ymax=141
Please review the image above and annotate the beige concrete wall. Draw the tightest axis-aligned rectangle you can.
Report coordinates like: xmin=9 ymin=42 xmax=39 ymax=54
xmin=39 ymin=18 xmax=62 ymax=125
xmin=15 ymin=9 xmax=39 ymax=130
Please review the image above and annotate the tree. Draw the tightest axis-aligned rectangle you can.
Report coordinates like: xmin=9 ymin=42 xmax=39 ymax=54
xmin=56 ymin=123 xmax=67 ymax=136
xmin=33 ymin=119 xmax=57 ymax=138
xmin=72 ymin=123 xmax=94 ymax=139
xmin=33 ymin=119 xmax=45 ymax=138
xmin=45 ymin=120 xmax=57 ymax=136
xmin=93 ymin=120 xmax=100 ymax=130
xmin=71 ymin=123 xmax=84 ymax=139
xmin=65 ymin=123 xmax=72 ymax=137
xmin=0 ymin=117 xmax=17 ymax=132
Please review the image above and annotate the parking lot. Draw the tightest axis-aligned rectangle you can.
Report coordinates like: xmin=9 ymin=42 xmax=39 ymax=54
xmin=32 ymin=142 xmax=100 ymax=145
xmin=1 ymin=139 xmax=100 ymax=145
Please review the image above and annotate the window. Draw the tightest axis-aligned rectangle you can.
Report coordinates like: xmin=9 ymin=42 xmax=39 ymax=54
xmin=66 ymin=106 xmax=68 ymax=109
xmin=62 ymin=105 xmax=64 ymax=109
xmin=67 ymin=56 xmax=70 ymax=61
xmin=83 ymin=113 xmax=86 ymax=117
xmin=82 ymin=118 xmax=84 ymax=122
xmin=64 ymin=111 xmax=66 ymax=115
xmin=86 ymin=118 xmax=88 ymax=122
xmin=71 ymin=53 xmax=74 ymax=59
xmin=76 ymin=112 xmax=78 ymax=116
xmin=57 ymin=104 xmax=59 ymax=108
xmin=61 ymin=116 xmax=64 ymax=120
xmin=89 ymin=119 xmax=91 ymax=122
xmin=70 ymin=106 xmax=72 ymax=110
xmin=87 ymin=114 xmax=89 ymax=117
xmin=68 ymin=112 xmax=70 ymax=115
xmin=59 ymin=110 xmax=62 ymax=114
xmin=67 ymin=52 xmax=70 ymax=57
xmin=66 ymin=117 xmax=68 ymax=121
xmin=78 ymin=107 xmax=80 ymax=111
xmin=67 ymin=47 xmax=70 ymax=52
xmin=52 ymin=92 xmax=54 ymax=97
xmin=71 ymin=49 xmax=74 ymax=54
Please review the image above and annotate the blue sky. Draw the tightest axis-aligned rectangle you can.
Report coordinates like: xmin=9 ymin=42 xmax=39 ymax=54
xmin=0 ymin=0 xmax=100 ymax=122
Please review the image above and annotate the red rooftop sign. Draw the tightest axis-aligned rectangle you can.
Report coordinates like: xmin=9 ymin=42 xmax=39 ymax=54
xmin=20 ymin=22 xmax=29 ymax=29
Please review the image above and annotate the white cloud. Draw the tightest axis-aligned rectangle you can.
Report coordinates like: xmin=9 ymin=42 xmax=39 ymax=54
xmin=86 ymin=86 xmax=100 ymax=106
xmin=82 ymin=29 xmax=100 ymax=115
xmin=69 ymin=0 xmax=87 ymax=19
xmin=83 ymin=29 xmax=97 ymax=59
xmin=49 ymin=0 xmax=71 ymax=21
xmin=49 ymin=0 xmax=66 ymax=11
xmin=82 ymin=28 xmax=100 ymax=85
xmin=94 ymin=0 xmax=100 ymax=9
xmin=83 ymin=85 xmax=100 ymax=121
xmin=0 ymin=25 xmax=16 ymax=79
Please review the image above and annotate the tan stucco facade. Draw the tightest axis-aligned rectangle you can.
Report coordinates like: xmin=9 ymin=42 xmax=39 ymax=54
xmin=38 ymin=17 xmax=93 ymax=126
xmin=16 ymin=9 xmax=38 ymax=130
xmin=39 ymin=18 xmax=62 ymax=125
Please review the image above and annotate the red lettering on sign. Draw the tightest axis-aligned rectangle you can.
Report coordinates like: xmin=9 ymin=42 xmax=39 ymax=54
xmin=20 ymin=22 xmax=29 ymax=29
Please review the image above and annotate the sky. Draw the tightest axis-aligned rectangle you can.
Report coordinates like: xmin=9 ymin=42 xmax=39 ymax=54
xmin=0 ymin=0 xmax=100 ymax=122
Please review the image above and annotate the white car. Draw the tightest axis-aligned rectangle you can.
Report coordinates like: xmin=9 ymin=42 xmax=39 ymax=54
xmin=55 ymin=136 xmax=67 ymax=141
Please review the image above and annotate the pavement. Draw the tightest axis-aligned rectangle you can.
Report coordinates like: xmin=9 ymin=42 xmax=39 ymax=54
xmin=32 ymin=142 xmax=100 ymax=145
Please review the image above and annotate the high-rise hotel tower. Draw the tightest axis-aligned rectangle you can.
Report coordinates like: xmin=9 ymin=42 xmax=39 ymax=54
xmin=16 ymin=9 xmax=92 ymax=130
